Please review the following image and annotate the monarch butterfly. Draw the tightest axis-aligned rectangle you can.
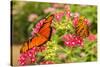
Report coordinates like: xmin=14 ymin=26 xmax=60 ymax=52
xmin=75 ymin=16 xmax=89 ymax=38
xmin=20 ymin=15 xmax=54 ymax=53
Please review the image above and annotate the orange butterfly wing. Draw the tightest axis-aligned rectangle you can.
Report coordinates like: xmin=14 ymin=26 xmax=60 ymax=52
xmin=39 ymin=15 xmax=53 ymax=38
xmin=20 ymin=15 xmax=53 ymax=53
xmin=75 ymin=16 xmax=89 ymax=38
xmin=30 ymin=35 xmax=47 ymax=47
xmin=20 ymin=35 xmax=47 ymax=53
xmin=39 ymin=26 xmax=51 ymax=39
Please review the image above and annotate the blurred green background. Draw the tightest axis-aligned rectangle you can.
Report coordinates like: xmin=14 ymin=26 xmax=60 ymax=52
xmin=12 ymin=1 xmax=97 ymax=44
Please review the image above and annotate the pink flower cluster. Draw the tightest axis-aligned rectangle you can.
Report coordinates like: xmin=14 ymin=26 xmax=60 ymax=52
xmin=73 ymin=13 xmax=79 ymax=27
xmin=31 ymin=19 xmax=45 ymax=36
xmin=18 ymin=47 xmax=37 ymax=65
xmin=18 ymin=46 xmax=46 ymax=65
xmin=54 ymin=6 xmax=71 ymax=21
xmin=54 ymin=12 xmax=64 ymax=21
xmin=66 ymin=10 xmax=71 ymax=20
xmin=62 ymin=34 xmax=83 ymax=47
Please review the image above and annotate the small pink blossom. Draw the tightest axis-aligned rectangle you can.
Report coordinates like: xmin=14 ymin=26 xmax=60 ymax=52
xmin=65 ymin=5 xmax=71 ymax=20
xmin=31 ymin=19 xmax=45 ymax=36
xmin=31 ymin=57 xmax=36 ymax=62
xmin=28 ymin=13 xmax=38 ymax=22
xmin=88 ymin=34 xmax=96 ymax=42
xmin=74 ymin=12 xmax=80 ymax=17
xmin=32 ymin=28 xmax=39 ymax=34
xmin=54 ymin=12 xmax=64 ymax=21
xmin=44 ymin=7 xmax=56 ymax=13
xmin=73 ymin=13 xmax=79 ymax=27
xmin=35 ymin=19 xmax=45 ymax=28
xmin=66 ymin=10 xmax=71 ymax=20
xmin=62 ymin=34 xmax=83 ymax=47
xmin=83 ymin=18 xmax=91 ymax=26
